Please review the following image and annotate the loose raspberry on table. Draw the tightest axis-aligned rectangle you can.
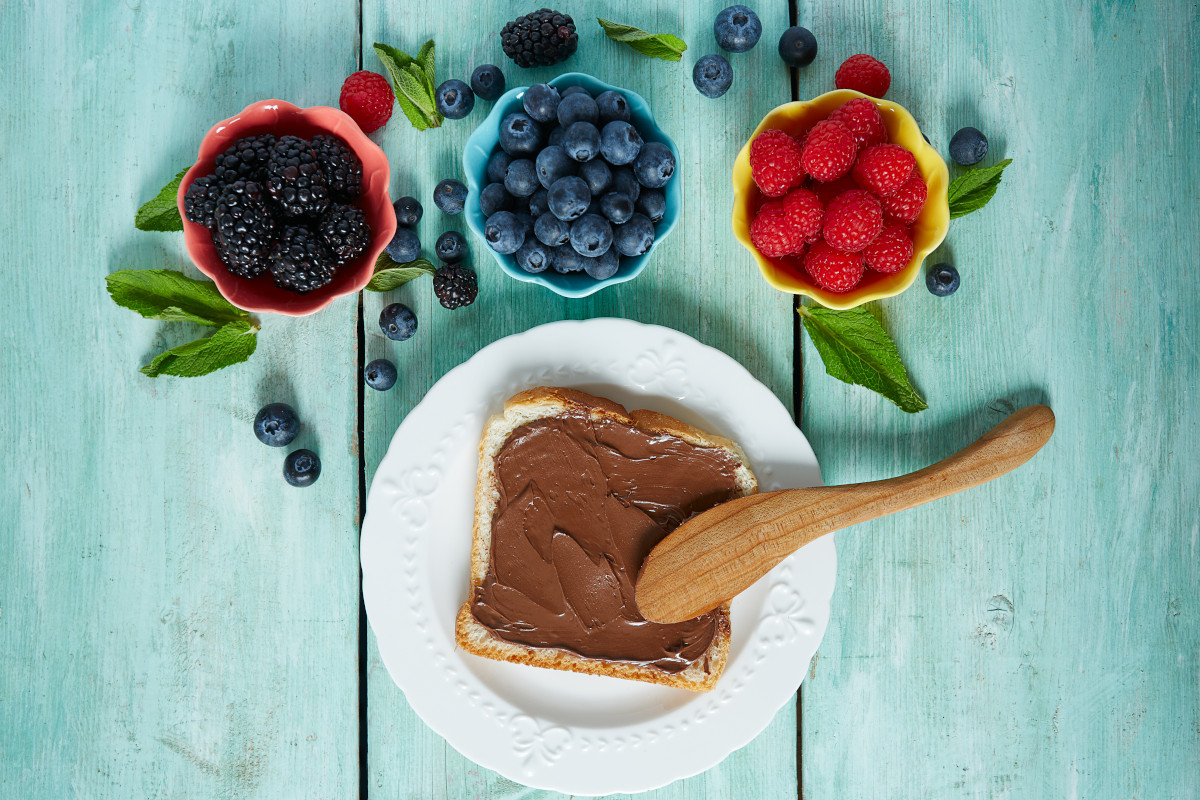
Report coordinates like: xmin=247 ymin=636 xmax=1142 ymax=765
xmin=801 ymin=120 xmax=857 ymax=182
xmin=822 ymin=189 xmax=883 ymax=252
xmin=750 ymin=199 xmax=802 ymax=258
xmin=750 ymin=129 xmax=805 ymax=197
xmin=835 ymin=54 xmax=891 ymax=98
xmin=804 ymin=240 xmax=865 ymax=292
xmin=339 ymin=71 xmax=394 ymax=134
xmin=863 ymin=222 xmax=913 ymax=274
xmin=853 ymin=143 xmax=916 ymax=197
xmin=781 ymin=187 xmax=824 ymax=243
xmin=828 ymin=98 xmax=887 ymax=149
xmin=880 ymin=172 xmax=928 ymax=225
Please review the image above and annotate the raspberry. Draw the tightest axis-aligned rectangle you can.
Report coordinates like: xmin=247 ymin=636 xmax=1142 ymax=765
xmin=749 ymin=199 xmax=801 ymax=258
xmin=863 ymin=222 xmax=913 ymax=274
xmin=808 ymin=175 xmax=857 ymax=206
xmin=880 ymin=173 xmax=927 ymax=225
xmin=749 ymin=129 xmax=805 ymax=197
xmin=781 ymin=187 xmax=824 ymax=243
xmin=822 ymin=189 xmax=883 ymax=252
xmin=852 ymin=144 xmax=915 ymax=197
xmin=835 ymin=54 xmax=891 ymax=98
xmin=801 ymin=120 xmax=857 ymax=182
xmin=828 ymin=98 xmax=887 ymax=149
xmin=804 ymin=240 xmax=864 ymax=292
xmin=339 ymin=71 xmax=394 ymax=134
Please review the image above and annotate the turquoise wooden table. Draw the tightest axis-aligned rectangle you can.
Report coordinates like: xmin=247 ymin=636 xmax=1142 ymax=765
xmin=2 ymin=1 xmax=1197 ymax=797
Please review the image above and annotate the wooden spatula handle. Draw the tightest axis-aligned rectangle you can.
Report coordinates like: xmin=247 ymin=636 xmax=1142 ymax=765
xmin=636 ymin=405 xmax=1055 ymax=623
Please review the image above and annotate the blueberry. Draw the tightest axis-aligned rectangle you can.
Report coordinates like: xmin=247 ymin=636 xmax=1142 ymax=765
xmin=552 ymin=245 xmax=585 ymax=273
xmin=522 ymin=83 xmax=561 ymax=123
xmin=435 ymin=79 xmax=475 ymax=119
xmin=548 ymin=176 xmax=591 ymax=222
xmin=385 ymin=226 xmax=421 ymax=263
xmin=599 ymin=121 xmax=643 ymax=165
xmin=535 ymin=145 xmax=576 ymax=188
xmin=563 ymin=121 xmax=601 ymax=163
xmin=578 ymin=159 xmax=612 ymax=196
xmin=634 ymin=142 xmax=676 ymax=188
xmin=927 ymin=263 xmax=960 ymax=296
xmin=486 ymin=151 xmax=513 ymax=184
xmin=534 ymin=212 xmax=571 ymax=246
xmin=484 ymin=210 xmax=526 ymax=254
xmin=284 ymin=449 xmax=321 ymax=488
xmin=584 ymin=247 xmax=620 ymax=280
xmin=379 ymin=303 xmax=417 ymax=341
xmin=363 ymin=358 xmax=397 ymax=391
xmin=514 ymin=211 xmax=535 ymax=235
xmin=714 ymin=5 xmax=762 ymax=52
xmin=778 ymin=26 xmax=818 ymax=67
xmin=434 ymin=179 xmax=467 ymax=215
xmin=547 ymin=127 xmax=565 ymax=147
xmin=393 ymin=195 xmax=423 ymax=227
xmin=693 ymin=54 xmax=733 ymax=98
xmin=949 ymin=127 xmax=989 ymax=166
xmin=599 ymin=192 xmax=634 ymax=224
xmin=557 ymin=92 xmax=599 ymax=127
xmin=499 ymin=112 xmax=542 ymax=156
xmin=613 ymin=213 xmax=655 ymax=256
xmin=470 ymin=64 xmax=506 ymax=102
xmin=514 ymin=238 xmax=551 ymax=273
xmin=503 ymin=158 xmax=539 ymax=197
xmin=595 ymin=90 xmax=631 ymax=123
xmin=528 ymin=188 xmax=550 ymax=218
xmin=635 ymin=189 xmax=666 ymax=223
xmin=479 ymin=183 xmax=512 ymax=217
xmin=611 ymin=167 xmax=641 ymax=202
xmin=435 ymin=230 xmax=467 ymax=262
xmin=559 ymin=85 xmax=590 ymax=98
xmin=253 ymin=403 xmax=300 ymax=447
xmin=569 ymin=213 xmax=613 ymax=257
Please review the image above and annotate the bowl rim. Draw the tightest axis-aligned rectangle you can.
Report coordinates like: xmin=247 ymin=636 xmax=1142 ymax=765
xmin=462 ymin=72 xmax=680 ymax=299
xmin=731 ymin=89 xmax=950 ymax=310
xmin=176 ymin=99 xmax=396 ymax=317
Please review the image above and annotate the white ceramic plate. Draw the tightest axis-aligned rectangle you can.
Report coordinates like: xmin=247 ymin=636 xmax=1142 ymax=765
xmin=361 ymin=319 xmax=835 ymax=795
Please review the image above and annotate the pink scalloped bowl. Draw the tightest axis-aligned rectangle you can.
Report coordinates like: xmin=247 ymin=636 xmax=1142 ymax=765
xmin=176 ymin=100 xmax=395 ymax=316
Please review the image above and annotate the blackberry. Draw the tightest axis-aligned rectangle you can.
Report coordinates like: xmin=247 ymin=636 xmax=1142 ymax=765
xmin=269 ymin=225 xmax=338 ymax=294
xmin=184 ymin=174 xmax=223 ymax=228
xmin=500 ymin=9 xmax=578 ymax=68
xmin=310 ymin=134 xmax=363 ymax=201
xmin=432 ymin=264 xmax=479 ymax=309
xmin=266 ymin=135 xmax=331 ymax=218
xmin=212 ymin=134 xmax=277 ymax=184
xmin=214 ymin=180 xmax=277 ymax=278
xmin=318 ymin=203 xmax=372 ymax=264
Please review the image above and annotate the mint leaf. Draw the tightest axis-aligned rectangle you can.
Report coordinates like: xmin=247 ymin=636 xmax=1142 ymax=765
xmin=366 ymin=255 xmax=436 ymax=292
xmin=140 ymin=320 xmax=258 ymax=378
xmin=414 ymin=39 xmax=436 ymax=92
xmin=374 ymin=42 xmax=442 ymax=130
xmin=597 ymin=18 xmax=687 ymax=61
xmin=948 ymin=159 xmax=1012 ymax=219
xmin=107 ymin=269 xmax=250 ymax=327
xmin=799 ymin=304 xmax=927 ymax=413
xmin=135 ymin=169 xmax=187 ymax=231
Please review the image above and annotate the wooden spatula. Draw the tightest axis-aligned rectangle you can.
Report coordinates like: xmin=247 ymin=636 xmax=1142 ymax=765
xmin=635 ymin=405 xmax=1055 ymax=624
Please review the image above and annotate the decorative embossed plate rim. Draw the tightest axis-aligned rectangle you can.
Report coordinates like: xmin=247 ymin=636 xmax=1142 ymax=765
xmin=361 ymin=319 xmax=835 ymax=795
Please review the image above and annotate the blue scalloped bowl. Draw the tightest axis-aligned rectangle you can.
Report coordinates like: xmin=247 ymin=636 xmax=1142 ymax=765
xmin=462 ymin=72 xmax=680 ymax=298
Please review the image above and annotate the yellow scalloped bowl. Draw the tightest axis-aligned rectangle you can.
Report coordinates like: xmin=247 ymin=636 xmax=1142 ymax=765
xmin=732 ymin=90 xmax=950 ymax=310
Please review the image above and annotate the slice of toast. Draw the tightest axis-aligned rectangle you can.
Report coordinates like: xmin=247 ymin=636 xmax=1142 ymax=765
xmin=455 ymin=387 xmax=757 ymax=692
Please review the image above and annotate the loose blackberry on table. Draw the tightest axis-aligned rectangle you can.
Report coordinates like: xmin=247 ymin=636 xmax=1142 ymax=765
xmin=432 ymin=264 xmax=479 ymax=309
xmin=500 ymin=9 xmax=578 ymax=68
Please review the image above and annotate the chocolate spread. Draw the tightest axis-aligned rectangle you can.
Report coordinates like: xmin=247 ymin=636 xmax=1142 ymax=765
xmin=471 ymin=410 xmax=741 ymax=673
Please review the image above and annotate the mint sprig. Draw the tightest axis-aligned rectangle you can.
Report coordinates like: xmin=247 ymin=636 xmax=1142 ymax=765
xmin=366 ymin=255 xmax=436 ymax=292
xmin=140 ymin=319 xmax=258 ymax=378
xmin=374 ymin=41 xmax=442 ymax=131
xmin=799 ymin=304 xmax=927 ymax=413
xmin=135 ymin=169 xmax=187 ymax=231
xmin=948 ymin=159 xmax=1012 ymax=219
xmin=597 ymin=18 xmax=687 ymax=62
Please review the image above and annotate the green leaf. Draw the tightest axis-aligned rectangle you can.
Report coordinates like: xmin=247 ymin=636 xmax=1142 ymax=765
xmin=374 ymin=42 xmax=442 ymax=130
xmin=414 ymin=39 xmax=437 ymax=92
xmin=135 ymin=169 xmax=187 ymax=231
xmin=798 ymin=305 xmax=928 ymax=413
xmin=597 ymin=18 xmax=688 ymax=61
xmin=140 ymin=320 xmax=258 ymax=378
xmin=106 ymin=269 xmax=250 ymax=327
xmin=948 ymin=159 xmax=1012 ymax=219
xmin=366 ymin=255 xmax=436 ymax=292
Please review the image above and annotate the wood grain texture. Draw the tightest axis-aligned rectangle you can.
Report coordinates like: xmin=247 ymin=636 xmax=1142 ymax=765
xmin=0 ymin=2 xmax=362 ymax=796
xmin=796 ymin=1 xmax=1200 ymax=798
xmin=360 ymin=2 xmax=800 ymax=797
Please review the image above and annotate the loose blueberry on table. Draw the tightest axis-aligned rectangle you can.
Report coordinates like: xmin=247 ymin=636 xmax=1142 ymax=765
xmin=364 ymin=358 xmax=398 ymax=391
xmin=253 ymin=403 xmax=300 ymax=447
xmin=713 ymin=5 xmax=762 ymax=53
xmin=470 ymin=64 xmax=506 ymax=102
xmin=379 ymin=303 xmax=418 ymax=341
xmin=283 ymin=449 xmax=321 ymax=487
